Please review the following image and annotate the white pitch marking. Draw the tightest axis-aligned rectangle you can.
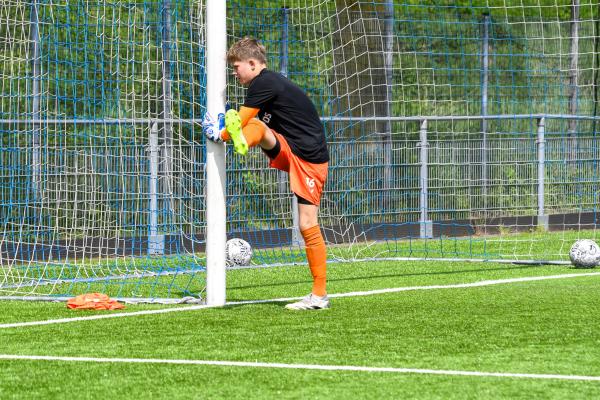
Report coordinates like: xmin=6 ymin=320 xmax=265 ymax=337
xmin=327 ymin=272 xmax=600 ymax=299
xmin=1 ymin=272 xmax=599 ymax=329
xmin=0 ymin=354 xmax=599 ymax=382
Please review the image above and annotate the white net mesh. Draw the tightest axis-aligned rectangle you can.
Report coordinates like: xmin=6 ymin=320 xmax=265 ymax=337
xmin=0 ymin=1 xmax=599 ymax=301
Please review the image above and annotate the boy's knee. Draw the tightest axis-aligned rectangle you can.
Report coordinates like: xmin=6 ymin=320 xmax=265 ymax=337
xmin=298 ymin=205 xmax=319 ymax=231
xmin=299 ymin=220 xmax=315 ymax=232
xmin=259 ymin=124 xmax=276 ymax=149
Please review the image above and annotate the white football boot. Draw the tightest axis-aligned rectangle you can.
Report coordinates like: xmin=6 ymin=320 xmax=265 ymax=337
xmin=285 ymin=294 xmax=330 ymax=310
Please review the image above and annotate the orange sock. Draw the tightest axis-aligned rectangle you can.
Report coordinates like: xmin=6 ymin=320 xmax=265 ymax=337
xmin=221 ymin=119 xmax=266 ymax=147
xmin=301 ymin=225 xmax=327 ymax=297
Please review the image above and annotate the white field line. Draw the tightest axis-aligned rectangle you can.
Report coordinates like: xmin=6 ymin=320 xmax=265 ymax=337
xmin=1 ymin=271 xmax=600 ymax=330
xmin=0 ymin=354 xmax=599 ymax=382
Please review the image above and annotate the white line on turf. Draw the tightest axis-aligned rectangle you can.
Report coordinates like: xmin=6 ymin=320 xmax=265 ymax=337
xmin=0 ymin=354 xmax=598 ymax=382
xmin=1 ymin=271 xmax=599 ymax=329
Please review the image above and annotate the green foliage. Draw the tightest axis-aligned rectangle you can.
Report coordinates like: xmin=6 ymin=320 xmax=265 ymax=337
xmin=1 ymin=0 xmax=204 ymax=145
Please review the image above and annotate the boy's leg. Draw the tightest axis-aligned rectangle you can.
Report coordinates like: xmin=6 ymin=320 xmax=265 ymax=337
xmin=298 ymin=203 xmax=327 ymax=297
xmin=258 ymin=121 xmax=277 ymax=150
xmin=224 ymin=110 xmax=274 ymax=155
xmin=241 ymin=119 xmax=274 ymax=148
xmin=285 ymin=202 xmax=329 ymax=310
xmin=260 ymin=130 xmax=329 ymax=310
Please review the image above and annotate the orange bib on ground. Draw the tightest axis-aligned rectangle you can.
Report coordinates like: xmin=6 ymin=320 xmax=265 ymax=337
xmin=67 ymin=293 xmax=125 ymax=310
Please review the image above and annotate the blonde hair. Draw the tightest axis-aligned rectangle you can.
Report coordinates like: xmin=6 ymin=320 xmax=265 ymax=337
xmin=227 ymin=37 xmax=267 ymax=65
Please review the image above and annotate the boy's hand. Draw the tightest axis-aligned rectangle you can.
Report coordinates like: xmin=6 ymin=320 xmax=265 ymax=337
xmin=202 ymin=111 xmax=225 ymax=143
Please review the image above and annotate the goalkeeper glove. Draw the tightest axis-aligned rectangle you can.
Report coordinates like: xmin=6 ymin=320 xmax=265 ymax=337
xmin=202 ymin=111 xmax=225 ymax=143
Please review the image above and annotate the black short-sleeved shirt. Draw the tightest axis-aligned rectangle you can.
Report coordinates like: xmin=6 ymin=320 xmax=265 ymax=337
xmin=244 ymin=69 xmax=329 ymax=164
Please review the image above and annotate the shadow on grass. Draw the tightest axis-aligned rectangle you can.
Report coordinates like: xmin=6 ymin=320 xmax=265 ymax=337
xmin=223 ymin=301 xmax=290 ymax=309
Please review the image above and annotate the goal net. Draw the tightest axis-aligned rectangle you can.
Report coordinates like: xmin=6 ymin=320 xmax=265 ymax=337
xmin=226 ymin=0 xmax=599 ymax=267
xmin=1 ymin=0 xmax=208 ymax=302
xmin=1 ymin=0 xmax=599 ymax=302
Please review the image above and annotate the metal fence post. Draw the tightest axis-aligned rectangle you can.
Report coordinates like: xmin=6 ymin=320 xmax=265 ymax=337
xmin=148 ymin=123 xmax=165 ymax=254
xmin=537 ymin=117 xmax=548 ymax=231
xmin=161 ymin=0 xmax=174 ymax=224
xmin=419 ymin=119 xmax=433 ymax=238
xmin=382 ymin=1 xmax=394 ymax=211
xmin=568 ymin=1 xmax=580 ymax=138
xmin=481 ymin=13 xmax=490 ymax=215
xmin=30 ymin=0 xmax=41 ymax=201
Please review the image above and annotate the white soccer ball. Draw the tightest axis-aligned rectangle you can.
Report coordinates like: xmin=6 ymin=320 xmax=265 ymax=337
xmin=225 ymin=238 xmax=253 ymax=266
xmin=569 ymin=239 xmax=600 ymax=268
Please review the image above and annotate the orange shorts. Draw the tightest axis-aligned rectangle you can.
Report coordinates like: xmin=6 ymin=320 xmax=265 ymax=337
xmin=268 ymin=131 xmax=328 ymax=206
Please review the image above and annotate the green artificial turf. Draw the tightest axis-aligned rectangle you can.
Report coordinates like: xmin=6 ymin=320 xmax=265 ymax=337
xmin=1 ymin=260 xmax=599 ymax=399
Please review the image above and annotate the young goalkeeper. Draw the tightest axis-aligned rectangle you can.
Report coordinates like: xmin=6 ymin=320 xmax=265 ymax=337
xmin=203 ymin=37 xmax=330 ymax=310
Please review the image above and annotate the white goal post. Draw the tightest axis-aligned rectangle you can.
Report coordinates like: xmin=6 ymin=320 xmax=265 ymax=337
xmin=205 ymin=0 xmax=227 ymax=306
